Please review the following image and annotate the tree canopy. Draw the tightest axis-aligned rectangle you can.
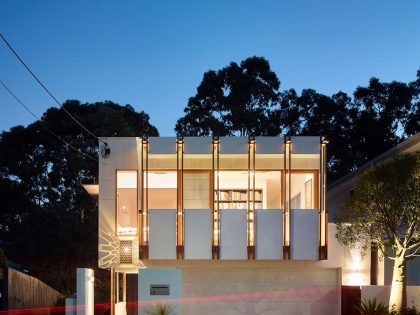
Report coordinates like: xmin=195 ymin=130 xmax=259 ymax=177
xmin=0 ymin=100 xmax=158 ymax=295
xmin=176 ymin=56 xmax=420 ymax=182
xmin=175 ymin=56 xmax=280 ymax=137
xmin=336 ymin=152 xmax=420 ymax=313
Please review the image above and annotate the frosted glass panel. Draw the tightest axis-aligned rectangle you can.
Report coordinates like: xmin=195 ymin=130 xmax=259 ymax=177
xmin=220 ymin=209 xmax=247 ymax=259
xmin=256 ymin=209 xmax=283 ymax=260
xmin=290 ymin=209 xmax=319 ymax=260
xmin=184 ymin=172 xmax=210 ymax=209
xmin=149 ymin=209 xmax=176 ymax=259
xmin=148 ymin=137 xmax=176 ymax=154
xmin=184 ymin=209 xmax=212 ymax=259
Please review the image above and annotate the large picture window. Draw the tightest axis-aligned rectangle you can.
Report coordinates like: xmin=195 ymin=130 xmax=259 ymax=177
xmin=146 ymin=171 xmax=177 ymax=209
xmin=116 ymin=170 xmax=138 ymax=236
xmin=290 ymin=171 xmax=318 ymax=209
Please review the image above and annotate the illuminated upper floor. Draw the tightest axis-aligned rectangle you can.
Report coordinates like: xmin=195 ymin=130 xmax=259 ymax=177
xmin=96 ymin=136 xmax=328 ymax=269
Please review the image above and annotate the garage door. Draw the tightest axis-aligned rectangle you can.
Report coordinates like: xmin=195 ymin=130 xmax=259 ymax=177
xmin=182 ymin=266 xmax=340 ymax=315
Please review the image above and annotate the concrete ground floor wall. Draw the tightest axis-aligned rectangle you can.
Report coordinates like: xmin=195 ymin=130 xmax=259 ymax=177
xmin=136 ymin=262 xmax=341 ymax=315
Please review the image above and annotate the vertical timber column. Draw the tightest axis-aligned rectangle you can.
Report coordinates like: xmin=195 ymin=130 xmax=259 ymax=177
xmin=283 ymin=137 xmax=291 ymax=259
xmin=247 ymin=137 xmax=256 ymax=259
xmin=122 ymin=272 xmax=126 ymax=303
xmin=110 ymin=268 xmax=115 ymax=315
xmin=319 ymin=137 xmax=329 ymax=260
xmin=212 ymin=138 xmax=220 ymax=259
xmin=140 ymin=138 xmax=149 ymax=259
xmin=176 ymin=138 xmax=184 ymax=259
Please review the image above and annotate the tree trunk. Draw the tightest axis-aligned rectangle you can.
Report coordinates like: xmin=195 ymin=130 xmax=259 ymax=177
xmin=389 ymin=255 xmax=406 ymax=314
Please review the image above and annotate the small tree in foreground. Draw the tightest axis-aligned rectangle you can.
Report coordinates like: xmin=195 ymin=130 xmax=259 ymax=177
xmin=336 ymin=152 xmax=420 ymax=314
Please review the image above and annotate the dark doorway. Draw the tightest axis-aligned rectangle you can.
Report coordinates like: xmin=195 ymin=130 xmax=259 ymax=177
xmin=126 ymin=274 xmax=138 ymax=315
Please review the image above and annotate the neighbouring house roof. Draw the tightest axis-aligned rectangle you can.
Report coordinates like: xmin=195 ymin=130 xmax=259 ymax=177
xmin=327 ymin=133 xmax=420 ymax=221
xmin=329 ymin=132 xmax=420 ymax=191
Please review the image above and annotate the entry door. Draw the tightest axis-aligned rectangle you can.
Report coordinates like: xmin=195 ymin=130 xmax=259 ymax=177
xmin=126 ymin=274 xmax=138 ymax=315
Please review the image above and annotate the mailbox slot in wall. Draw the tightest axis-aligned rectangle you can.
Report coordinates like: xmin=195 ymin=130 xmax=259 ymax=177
xmin=150 ymin=284 xmax=170 ymax=296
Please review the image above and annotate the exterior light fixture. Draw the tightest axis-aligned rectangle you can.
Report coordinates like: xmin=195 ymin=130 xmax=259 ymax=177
xmin=176 ymin=136 xmax=184 ymax=144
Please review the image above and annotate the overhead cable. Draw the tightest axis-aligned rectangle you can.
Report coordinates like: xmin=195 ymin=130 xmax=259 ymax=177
xmin=0 ymin=33 xmax=107 ymax=147
xmin=0 ymin=79 xmax=98 ymax=162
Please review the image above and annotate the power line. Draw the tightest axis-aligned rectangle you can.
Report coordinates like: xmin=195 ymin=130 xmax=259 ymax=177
xmin=0 ymin=33 xmax=107 ymax=147
xmin=0 ymin=79 xmax=98 ymax=162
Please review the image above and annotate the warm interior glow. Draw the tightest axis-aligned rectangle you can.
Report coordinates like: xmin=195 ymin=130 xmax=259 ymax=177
xmin=146 ymin=172 xmax=177 ymax=188
xmin=117 ymin=170 xmax=137 ymax=236
xmin=348 ymin=271 xmax=364 ymax=286
xmin=289 ymin=172 xmax=316 ymax=209
xmin=117 ymin=171 xmax=137 ymax=188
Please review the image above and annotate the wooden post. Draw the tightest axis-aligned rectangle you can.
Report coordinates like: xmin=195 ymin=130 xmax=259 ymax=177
xmin=110 ymin=268 xmax=115 ymax=315
xmin=122 ymin=272 xmax=127 ymax=302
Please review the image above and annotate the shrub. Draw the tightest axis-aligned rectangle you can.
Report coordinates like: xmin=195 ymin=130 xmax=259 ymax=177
xmin=355 ymin=299 xmax=389 ymax=315
xmin=145 ymin=303 xmax=175 ymax=315
xmin=355 ymin=299 xmax=419 ymax=315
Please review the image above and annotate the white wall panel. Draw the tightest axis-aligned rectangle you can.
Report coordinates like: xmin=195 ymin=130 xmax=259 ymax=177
xmin=99 ymin=180 xmax=114 ymax=200
xmin=255 ymin=209 xmax=283 ymax=260
xmin=184 ymin=137 xmax=212 ymax=154
xmin=255 ymin=137 xmax=284 ymax=154
xmin=148 ymin=137 xmax=176 ymax=154
xmin=220 ymin=209 xmax=247 ymax=259
xmin=98 ymin=198 xmax=118 ymax=268
xmin=291 ymin=136 xmax=320 ymax=154
xmin=184 ymin=209 xmax=212 ymax=259
xmin=219 ymin=137 xmax=248 ymax=154
xmin=149 ymin=209 xmax=177 ymax=259
xmin=119 ymin=139 xmax=139 ymax=169
xmin=99 ymin=137 xmax=138 ymax=180
xmin=290 ymin=209 xmax=319 ymax=260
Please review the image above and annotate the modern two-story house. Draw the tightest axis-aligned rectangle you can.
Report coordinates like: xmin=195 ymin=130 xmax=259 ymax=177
xmin=85 ymin=136 xmax=386 ymax=315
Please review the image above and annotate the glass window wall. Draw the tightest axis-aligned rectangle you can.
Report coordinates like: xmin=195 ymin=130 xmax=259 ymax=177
xmin=290 ymin=172 xmax=318 ymax=209
xmin=116 ymin=170 xmax=138 ymax=236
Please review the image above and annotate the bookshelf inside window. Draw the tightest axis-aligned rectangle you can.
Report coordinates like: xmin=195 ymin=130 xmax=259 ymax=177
xmin=215 ymin=189 xmax=263 ymax=209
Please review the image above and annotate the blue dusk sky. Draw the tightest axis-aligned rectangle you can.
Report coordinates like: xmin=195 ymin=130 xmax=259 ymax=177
xmin=0 ymin=0 xmax=419 ymax=136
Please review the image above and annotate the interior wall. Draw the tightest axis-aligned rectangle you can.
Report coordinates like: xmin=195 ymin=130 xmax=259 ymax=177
xmin=263 ymin=173 xmax=281 ymax=209
xmin=116 ymin=188 xmax=137 ymax=230
xmin=184 ymin=172 xmax=210 ymax=209
xmin=148 ymin=188 xmax=177 ymax=209
xmin=289 ymin=173 xmax=315 ymax=209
